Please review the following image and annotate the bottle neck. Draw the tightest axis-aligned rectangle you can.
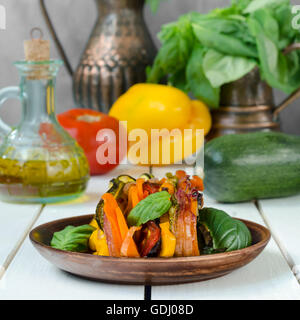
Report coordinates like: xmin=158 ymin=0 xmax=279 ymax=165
xmin=20 ymin=76 xmax=57 ymax=125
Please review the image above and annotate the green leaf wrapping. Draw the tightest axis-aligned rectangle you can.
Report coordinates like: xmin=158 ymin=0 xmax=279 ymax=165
xmin=198 ymin=208 xmax=252 ymax=251
xmin=50 ymin=224 xmax=95 ymax=252
xmin=127 ymin=191 xmax=172 ymax=227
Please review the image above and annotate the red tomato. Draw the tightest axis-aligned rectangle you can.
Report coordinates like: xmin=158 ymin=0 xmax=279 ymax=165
xmin=57 ymin=108 xmax=126 ymax=175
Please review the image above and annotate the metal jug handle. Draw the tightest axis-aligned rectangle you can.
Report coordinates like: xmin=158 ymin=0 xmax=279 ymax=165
xmin=39 ymin=0 xmax=74 ymax=77
xmin=273 ymin=43 xmax=300 ymax=120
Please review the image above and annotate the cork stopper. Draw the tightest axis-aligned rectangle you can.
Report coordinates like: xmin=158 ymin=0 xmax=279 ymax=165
xmin=24 ymin=28 xmax=50 ymax=62
xmin=23 ymin=28 xmax=51 ymax=79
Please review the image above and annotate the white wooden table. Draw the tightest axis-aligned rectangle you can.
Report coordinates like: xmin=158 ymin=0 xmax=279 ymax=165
xmin=0 ymin=164 xmax=300 ymax=300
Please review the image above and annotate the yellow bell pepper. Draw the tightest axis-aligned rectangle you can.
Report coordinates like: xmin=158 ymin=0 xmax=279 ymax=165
xmin=89 ymin=219 xmax=109 ymax=256
xmin=159 ymin=219 xmax=176 ymax=258
xmin=109 ymin=84 xmax=211 ymax=165
xmin=89 ymin=218 xmax=98 ymax=229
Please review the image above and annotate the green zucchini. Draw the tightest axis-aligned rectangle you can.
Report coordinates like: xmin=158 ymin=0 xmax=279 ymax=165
xmin=204 ymin=132 xmax=300 ymax=203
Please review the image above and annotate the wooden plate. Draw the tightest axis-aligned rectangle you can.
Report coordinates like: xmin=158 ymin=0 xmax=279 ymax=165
xmin=29 ymin=214 xmax=271 ymax=285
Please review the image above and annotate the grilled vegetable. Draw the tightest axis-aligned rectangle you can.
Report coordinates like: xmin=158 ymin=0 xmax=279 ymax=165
xmin=139 ymin=173 xmax=154 ymax=181
xmin=51 ymin=170 xmax=253 ymax=259
xmin=159 ymin=215 xmax=176 ymax=258
xmin=89 ymin=228 xmax=109 ymax=256
xmin=171 ymin=172 xmax=201 ymax=257
xmin=95 ymin=175 xmax=135 ymax=228
xmin=138 ymin=221 xmax=161 ymax=257
xmin=102 ymin=192 xmax=140 ymax=257
xmin=120 ymin=226 xmax=142 ymax=258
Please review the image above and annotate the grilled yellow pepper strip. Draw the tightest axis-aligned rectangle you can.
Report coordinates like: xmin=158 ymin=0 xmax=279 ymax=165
xmin=159 ymin=216 xmax=176 ymax=258
xmin=89 ymin=219 xmax=109 ymax=256
xmin=89 ymin=218 xmax=98 ymax=230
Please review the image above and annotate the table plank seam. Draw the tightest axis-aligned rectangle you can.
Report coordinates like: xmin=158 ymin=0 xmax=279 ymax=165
xmin=0 ymin=204 xmax=45 ymax=281
xmin=292 ymin=265 xmax=300 ymax=283
xmin=256 ymin=200 xmax=299 ymax=284
xmin=144 ymin=285 xmax=151 ymax=300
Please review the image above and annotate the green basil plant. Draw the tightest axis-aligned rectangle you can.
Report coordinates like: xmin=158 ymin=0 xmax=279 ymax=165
xmin=147 ymin=0 xmax=300 ymax=108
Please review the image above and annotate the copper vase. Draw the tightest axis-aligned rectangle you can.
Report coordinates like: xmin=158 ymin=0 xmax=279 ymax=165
xmin=206 ymin=44 xmax=300 ymax=140
xmin=40 ymin=0 xmax=157 ymax=113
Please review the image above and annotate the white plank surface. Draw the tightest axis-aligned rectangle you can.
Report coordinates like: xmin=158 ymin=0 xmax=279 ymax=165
xmin=0 ymin=202 xmax=42 ymax=279
xmin=151 ymin=196 xmax=300 ymax=300
xmin=0 ymin=164 xmax=149 ymax=300
xmin=259 ymin=195 xmax=300 ymax=282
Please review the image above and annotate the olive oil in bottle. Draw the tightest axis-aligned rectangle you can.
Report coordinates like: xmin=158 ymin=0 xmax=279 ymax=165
xmin=0 ymin=31 xmax=90 ymax=203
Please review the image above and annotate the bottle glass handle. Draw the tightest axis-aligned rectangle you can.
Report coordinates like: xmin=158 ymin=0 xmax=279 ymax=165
xmin=0 ymin=86 xmax=20 ymax=138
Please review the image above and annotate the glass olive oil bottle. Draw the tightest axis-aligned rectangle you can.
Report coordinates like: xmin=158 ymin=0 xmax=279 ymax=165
xmin=0 ymin=59 xmax=90 ymax=203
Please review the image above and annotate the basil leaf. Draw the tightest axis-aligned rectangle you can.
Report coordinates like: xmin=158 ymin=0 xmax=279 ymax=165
xmin=127 ymin=191 xmax=172 ymax=227
xmin=203 ymin=49 xmax=257 ymax=88
xmin=198 ymin=208 xmax=252 ymax=252
xmin=243 ymin=0 xmax=289 ymax=14
xmin=186 ymin=45 xmax=220 ymax=108
xmin=251 ymin=8 xmax=280 ymax=46
xmin=50 ymin=224 xmax=95 ymax=252
xmin=147 ymin=14 xmax=195 ymax=84
xmin=231 ymin=0 xmax=252 ymax=12
xmin=248 ymin=11 xmax=300 ymax=94
xmin=168 ymin=68 xmax=190 ymax=93
xmin=275 ymin=5 xmax=298 ymax=49
xmin=192 ymin=24 xmax=258 ymax=58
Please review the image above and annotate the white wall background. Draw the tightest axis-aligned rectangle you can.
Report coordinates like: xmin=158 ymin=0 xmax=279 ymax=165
xmin=0 ymin=0 xmax=299 ymax=134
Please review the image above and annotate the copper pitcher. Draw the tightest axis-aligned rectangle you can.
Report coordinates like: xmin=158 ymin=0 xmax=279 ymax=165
xmin=40 ymin=0 xmax=157 ymax=113
xmin=207 ymin=44 xmax=300 ymax=140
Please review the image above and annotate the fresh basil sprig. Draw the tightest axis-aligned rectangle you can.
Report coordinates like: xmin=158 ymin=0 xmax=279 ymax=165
xmin=147 ymin=0 xmax=300 ymax=107
xmin=50 ymin=224 xmax=95 ymax=252
xmin=127 ymin=191 xmax=172 ymax=227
